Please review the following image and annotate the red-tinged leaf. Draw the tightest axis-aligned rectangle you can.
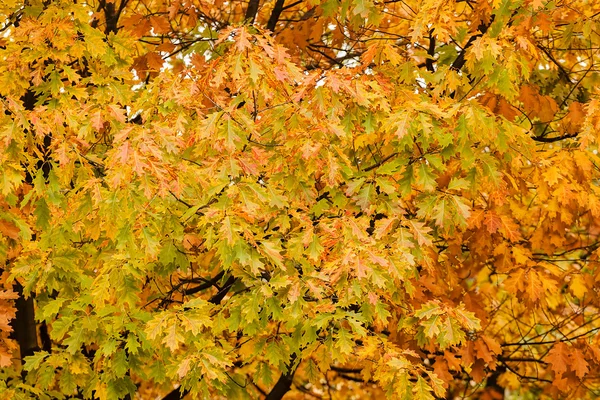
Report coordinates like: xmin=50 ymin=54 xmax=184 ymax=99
xmin=368 ymin=251 xmax=389 ymax=267
xmin=361 ymin=42 xmax=380 ymax=68
xmin=408 ymin=221 xmax=433 ymax=247
xmin=91 ymin=111 xmax=104 ymax=131
xmin=393 ymin=111 xmax=412 ymax=139
xmin=220 ymin=216 xmax=235 ymax=245
xmin=287 ymin=281 xmax=301 ymax=303
xmin=355 ymin=257 xmax=369 ymax=279
xmin=452 ymin=196 xmax=471 ymax=220
xmin=345 ymin=178 xmax=365 ymax=196
xmin=260 ymin=240 xmax=284 ymax=266
xmin=273 ymin=66 xmax=288 ymax=81
xmin=237 ymin=156 xmax=259 ymax=175
xmin=235 ymin=27 xmax=251 ymax=51
xmin=483 ymin=212 xmax=502 ymax=234
xmin=347 ymin=218 xmax=368 ymax=241
xmin=374 ymin=217 xmax=396 ymax=239
xmin=500 ymin=215 xmax=521 ymax=242
xmin=118 ymin=141 xmax=131 ymax=164
xmin=177 ymin=357 xmax=192 ymax=378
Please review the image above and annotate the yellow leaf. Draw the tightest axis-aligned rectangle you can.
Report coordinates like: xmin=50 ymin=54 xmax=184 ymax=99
xmin=569 ymin=274 xmax=588 ymax=298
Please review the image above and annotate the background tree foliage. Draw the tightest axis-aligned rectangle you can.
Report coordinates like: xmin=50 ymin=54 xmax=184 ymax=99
xmin=1 ymin=0 xmax=600 ymax=399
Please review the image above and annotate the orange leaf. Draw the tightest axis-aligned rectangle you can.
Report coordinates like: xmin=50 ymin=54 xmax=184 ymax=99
xmin=146 ymin=52 xmax=164 ymax=70
xmin=570 ymin=349 xmax=589 ymax=379
xmin=0 ymin=220 xmax=19 ymax=240
xmin=524 ymin=270 xmax=544 ymax=303
xmin=474 ymin=338 xmax=494 ymax=363
xmin=482 ymin=336 xmax=502 ymax=356
xmin=545 ymin=342 xmax=569 ymax=376
xmin=149 ymin=16 xmax=171 ymax=34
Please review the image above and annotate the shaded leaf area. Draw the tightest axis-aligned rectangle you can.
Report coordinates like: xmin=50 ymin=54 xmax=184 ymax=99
xmin=0 ymin=0 xmax=600 ymax=399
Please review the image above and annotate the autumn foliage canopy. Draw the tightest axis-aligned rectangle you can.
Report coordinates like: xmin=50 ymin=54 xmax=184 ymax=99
xmin=1 ymin=0 xmax=600 ymax=399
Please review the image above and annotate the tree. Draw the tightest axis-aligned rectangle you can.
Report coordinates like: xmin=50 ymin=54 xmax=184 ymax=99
xmin=1 ymin=0 xmax=600 ymax=398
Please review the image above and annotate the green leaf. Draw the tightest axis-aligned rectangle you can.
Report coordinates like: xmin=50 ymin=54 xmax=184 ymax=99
xmin=23 ymin=351 xmax=49 ymax=372
xmin=59 ymin=369 xmax=78 ymax=395
xmin=40 ymin=297 xmax=67 ymax=320
xmin=307 ymin=234 xmax=323 ymax=261
xmin=440 ymin=317 xmax=465 ymax=348
xmin=376 ymin=157 xmax=404 ymax=175
xmin=417 ymin=163 xmax=436 ymax=191
xmin=453 ymin=305 xmax=481 ymax=331
xmin=336 ymin=328 xmax=354 ymax=355
xmin=433 ymin=198 xmax=448 ymax=227
xmin=355 ymin=183 xmax=374 ymax=210
xmin=142 ymin=227 xmax=160 ymax=257
xmin=34 ymin=198 xmax=51 ymax=229
xmin=398 ymin=165 xmax=415 ymax=196
xmin=413 ymin=376 xmax=435 ymax=400
xmin=256 ymin=362 xmax=274 ymax=387
xmin=414 ymin=301 xmax=443 ymax=319
xmin=345 ymin=177 xmax=366 ymax=196
xmin=113 ymin=350 xmax=129 ymax=378
xmin=427 ymin=371 xmax=447 ymax=398
xmin=374 ymin=301 xmax=391 ymax=323
xmin=447 ymin=178 xmax=470 ymax=191
xmin=163 ymin=323 xmax=184 ymax=351
xmin=421 ymin=315 xmax=441 ymax=338
xmin=265 ymin=341 xmax=286 ymax=368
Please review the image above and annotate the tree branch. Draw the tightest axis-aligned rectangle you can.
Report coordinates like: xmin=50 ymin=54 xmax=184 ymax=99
xmin=330 ymin=366 xmax=363 ymax=373
xmin=245 ymin=0 xmax=260 ymax=24
xmin=531 ymin=133 xmax=577 ymax=143
xmin=161 ymin=387 xmax=189 ymax=400
xmin=363 ymin=152 xmax=398 ymax=172
xmin=265 ymin=354 xmax=298 ymax=400
xmin=209 ymin=276 xmax=236 ymax=305
xmin=181 ymin=271 xmax=225 ymax=296
xmin=425 ymin=29 xmax=435 ymax=72
xmin=450 ymin=16 xmax=494 ymax=72
xmin=267 ymin=0 xmax=286 ymax=31
xmin=11 ymin=283 xmax=39 ymax=367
